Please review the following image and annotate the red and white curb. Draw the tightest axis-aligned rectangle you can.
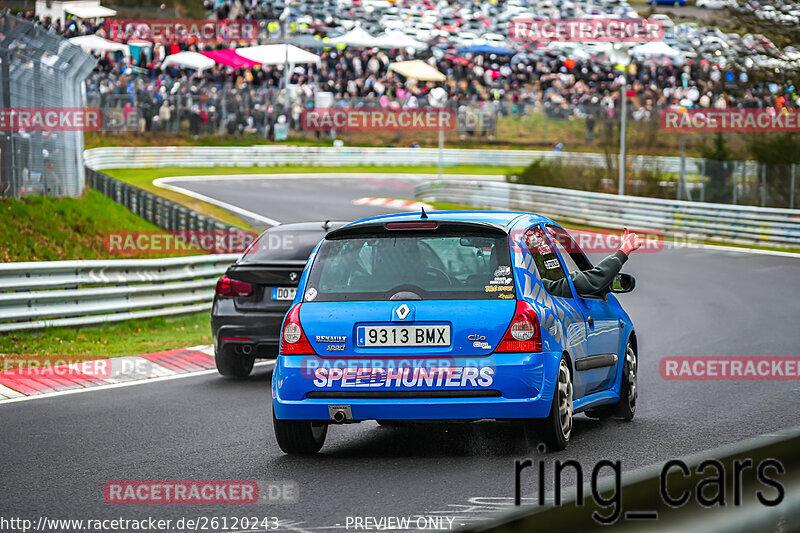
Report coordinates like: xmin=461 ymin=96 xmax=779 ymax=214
xmin=0 ymin=346 xmax=272 ymax=404
xmin=352 ymin=197 xmax=433 ymax=211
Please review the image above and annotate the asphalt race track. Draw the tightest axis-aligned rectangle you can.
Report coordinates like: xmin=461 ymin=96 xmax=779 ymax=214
xmin=2 ymin=174 xmax=800 ymax=531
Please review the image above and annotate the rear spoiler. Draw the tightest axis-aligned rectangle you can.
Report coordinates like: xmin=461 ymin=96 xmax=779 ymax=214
xmin=324 ymin=220 xmax=510 ymax=239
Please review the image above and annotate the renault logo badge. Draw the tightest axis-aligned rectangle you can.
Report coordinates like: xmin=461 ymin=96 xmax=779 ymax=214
xmin=395 ymin=304 xmax=411 ymax=320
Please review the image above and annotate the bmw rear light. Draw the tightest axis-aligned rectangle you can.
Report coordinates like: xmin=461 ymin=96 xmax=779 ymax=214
xmin=280 ymin=304 xmax=316 ymax=355
xmin=215 ymin=275 xmax=253 ymax=297
xmin=495 ymin=301 xmax=542 ymax=353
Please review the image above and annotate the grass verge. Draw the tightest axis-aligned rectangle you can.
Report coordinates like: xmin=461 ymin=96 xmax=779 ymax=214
xmin=0 ymin=312 xmax=212 ymax=359
xmin=0 ymin=189 xmax=179 ymax=262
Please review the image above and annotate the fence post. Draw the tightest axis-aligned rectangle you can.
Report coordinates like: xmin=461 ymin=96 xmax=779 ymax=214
xmin=733 ymin=162 xmax=739 ymax=205
xmin=761 ymin=164 xmax=767 ymax=207
xmin=700 ymin=159 xmax=706 ymax=203
xmin=791 ymin=163 xmax=796 ymax=210
xmin=678 ymin=136 xmax=686 ymax=200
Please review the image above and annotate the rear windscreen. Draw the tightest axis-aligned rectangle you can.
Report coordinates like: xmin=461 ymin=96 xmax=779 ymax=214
xmin=239 ymin=227 xmax=326 ymax=263
xmin=305 ymin=231 xmax=515 ymax=301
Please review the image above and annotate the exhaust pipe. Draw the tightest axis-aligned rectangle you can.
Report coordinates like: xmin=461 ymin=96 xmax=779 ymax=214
xmin=241 ymin=344 xmax=253 ymax=355
xmin=234 ymin=345 xmax=243 ymax=355
xmin=328 ymin=405 xmax=353 ymax=423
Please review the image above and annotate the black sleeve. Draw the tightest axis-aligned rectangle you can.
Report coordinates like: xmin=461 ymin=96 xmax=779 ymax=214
xmin=570 ymin=251 xmax=628 ymax=297
xmin=541 ymin=277 xmax=572 ymax=299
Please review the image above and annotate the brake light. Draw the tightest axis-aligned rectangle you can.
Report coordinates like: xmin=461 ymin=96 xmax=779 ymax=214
xmin=385 ymin=222 xmax=438 ymax=230
xmin=280 ymin=304 xmax=316 ymax=355
xmin=215 ymin=275 xmax=253 ymax=297
xmin=495 ymin=301 xmax=542 ymax=353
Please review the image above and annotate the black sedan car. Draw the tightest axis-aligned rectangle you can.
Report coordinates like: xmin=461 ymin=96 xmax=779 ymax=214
xmin=211 ymin=221 xmax=346 ymax=377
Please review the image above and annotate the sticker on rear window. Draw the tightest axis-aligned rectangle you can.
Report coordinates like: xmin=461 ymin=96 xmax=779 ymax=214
xmin=485 ymin=285 xmax=513 ymax=292
xmin=544 ymin=258 xmax=561 ymax=270
xmin=494 ymin=266 xmax=511 ymax=277
xmin=305 ymin=287 xmax=318 ymax=301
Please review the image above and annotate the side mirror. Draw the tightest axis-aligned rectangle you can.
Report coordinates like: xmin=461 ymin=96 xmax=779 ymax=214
xmin=610 ymin=273 xmax=636 ymax=294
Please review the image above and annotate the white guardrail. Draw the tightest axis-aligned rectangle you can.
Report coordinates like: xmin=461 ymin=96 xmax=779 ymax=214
xmin=416 ymin=180 xmax=800 ymax=247
xmin=84 ymin=145 xmax=745 ymax=175
xmin=0 ymin=254 xmax=238 ymax=332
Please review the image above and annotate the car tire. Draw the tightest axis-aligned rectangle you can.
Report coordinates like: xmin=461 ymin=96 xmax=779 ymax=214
xmin=524 ymin=356 xmax=573 ymax=452
xmin=272 ymin=406 xmax=328 ymax=455
xmin=613 ymin=342 xmax=637 ymax=421
xmin=215 ymin=349 xmax=254 ymax=378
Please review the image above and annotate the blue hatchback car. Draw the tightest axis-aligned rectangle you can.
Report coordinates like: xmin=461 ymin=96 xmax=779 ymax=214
xmin=272 ymin=211 xmax=638 ymax=454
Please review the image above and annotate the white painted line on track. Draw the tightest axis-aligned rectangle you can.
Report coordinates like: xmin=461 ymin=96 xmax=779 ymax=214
xmin=0 ymin=361 xmax=275 ymax=406
xmin=153 ymin=179 xmax=281 ymax=226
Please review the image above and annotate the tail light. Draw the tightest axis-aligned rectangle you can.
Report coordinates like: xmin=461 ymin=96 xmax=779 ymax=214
xmin=215 ymin=275 xmax=253 ymax=297
xmin=495 ymin=300 xmax=542 ymax=353
xmin=280 ymin=304 xmax=316 ymax=355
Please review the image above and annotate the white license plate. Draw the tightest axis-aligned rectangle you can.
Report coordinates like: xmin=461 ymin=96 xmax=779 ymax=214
xmin=271 ymin=287 xmax=297 ymax=301
xmin=356 ymin=325 xmax=451 ymax=347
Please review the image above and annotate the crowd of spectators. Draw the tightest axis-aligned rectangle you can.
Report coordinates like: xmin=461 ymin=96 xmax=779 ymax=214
xmin=5 ymin=6 xmax=799 ymax=140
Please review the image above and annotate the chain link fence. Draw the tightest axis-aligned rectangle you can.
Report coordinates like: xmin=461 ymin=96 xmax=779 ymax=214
xmin=0 ymin=13 xmax=96 ymax=198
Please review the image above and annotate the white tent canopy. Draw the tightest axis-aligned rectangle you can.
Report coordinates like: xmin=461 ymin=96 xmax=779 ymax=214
xmin=328 ymin=26 xmax=382 ymax=48
xmin=236 ymin=44 xmax=321 ymax=66
xmin=162 ymin=51 xmax=216 ymax=72
xmin=373 ymin=30 xmax=427 ymax=50
xmin=630 ymin=41 xmax=684 ymax=59
xmin=64 ymin=4 xmax=117 ymax=18
xmin=68 ymin=34 xmax=129 ymax=55
xmin=388 ymin=60 xmax=446 ymax=82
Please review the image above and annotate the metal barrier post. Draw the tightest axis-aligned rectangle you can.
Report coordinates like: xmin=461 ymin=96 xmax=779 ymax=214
xmin=0 ymin=48 xmax=13 ymax=197
xmin=761 ymin=164 xmax=767 ymax=207
xmin=791 ymin=163 xmax=796 ymax=210
xmin=700 ymin=159 xmax=706 ymax=203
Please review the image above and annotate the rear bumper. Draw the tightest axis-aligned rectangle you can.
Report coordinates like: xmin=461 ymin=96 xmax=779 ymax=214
xmin=272 ymin=351 xmax=562 ymax=421
xmin=211 ymin=305 xmax=286 ymax=359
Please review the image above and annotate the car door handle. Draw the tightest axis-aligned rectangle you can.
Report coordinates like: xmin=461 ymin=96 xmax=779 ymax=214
xmin=587 ymin=316 xmax=594 ymax=327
